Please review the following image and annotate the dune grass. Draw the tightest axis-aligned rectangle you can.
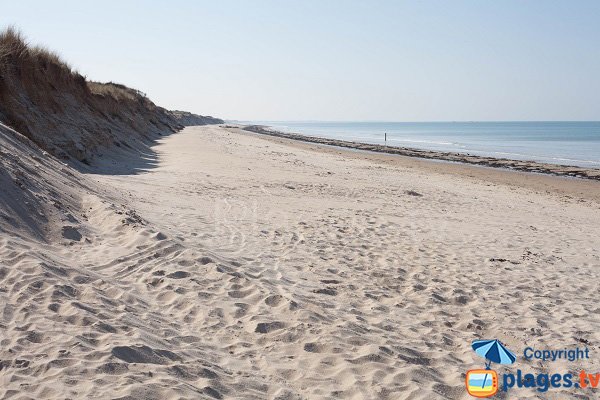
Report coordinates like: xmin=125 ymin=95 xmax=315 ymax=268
xmin=0 ymin=26 xmax=149 ymax=104
xmin=0 ymin=26 xmax=81 ymax=86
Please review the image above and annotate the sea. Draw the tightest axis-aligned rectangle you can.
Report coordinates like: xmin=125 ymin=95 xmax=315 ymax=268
xmin=241 ymin=121 xmax=600 ymax=168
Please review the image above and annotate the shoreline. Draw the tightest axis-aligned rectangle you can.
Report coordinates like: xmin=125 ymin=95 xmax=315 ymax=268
xmin=241 ymin=125 xmax=600 ymax=181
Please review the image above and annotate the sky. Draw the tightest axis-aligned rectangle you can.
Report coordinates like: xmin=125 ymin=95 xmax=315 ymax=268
xmin=1 ymin=0 xmax=599 ymax=121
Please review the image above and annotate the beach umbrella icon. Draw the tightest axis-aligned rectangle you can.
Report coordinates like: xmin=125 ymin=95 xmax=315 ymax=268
xmin=472 ymin=339 xmax=516 ymax=369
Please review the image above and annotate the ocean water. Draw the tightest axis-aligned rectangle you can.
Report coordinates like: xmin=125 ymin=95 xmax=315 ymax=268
xmin=248 ymin=121 xmax=600 ymax=168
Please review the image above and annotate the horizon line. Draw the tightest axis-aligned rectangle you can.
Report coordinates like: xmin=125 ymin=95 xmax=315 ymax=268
xmin=228 ymin=119 xmax=600 ymax=124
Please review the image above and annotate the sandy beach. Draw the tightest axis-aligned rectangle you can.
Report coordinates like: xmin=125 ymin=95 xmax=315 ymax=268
xmin=3 ymin=122 xmax=599 ymax=399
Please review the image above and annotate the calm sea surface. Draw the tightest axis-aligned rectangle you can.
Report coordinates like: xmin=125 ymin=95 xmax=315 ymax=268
xmin=244 ymin=121 xmax=600 ymax=168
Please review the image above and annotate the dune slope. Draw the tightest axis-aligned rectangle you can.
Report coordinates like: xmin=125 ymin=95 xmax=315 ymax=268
xmin=0 ymin=123 xmax=278 ymax=399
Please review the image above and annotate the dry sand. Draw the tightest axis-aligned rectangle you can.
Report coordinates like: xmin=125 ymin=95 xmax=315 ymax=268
xmin=1 ymin=123 xmax=600 ymax=399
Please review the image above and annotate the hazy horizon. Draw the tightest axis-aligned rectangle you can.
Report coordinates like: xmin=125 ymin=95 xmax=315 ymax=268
xmin=2 ymin=0 xmax=599 ymax=121
xmin=236 ymin=119 xmax=600 ymax=123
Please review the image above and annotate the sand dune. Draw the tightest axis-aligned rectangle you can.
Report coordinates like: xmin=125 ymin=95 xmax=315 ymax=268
xmin=1 ymin=123 xmax=600 ymax=399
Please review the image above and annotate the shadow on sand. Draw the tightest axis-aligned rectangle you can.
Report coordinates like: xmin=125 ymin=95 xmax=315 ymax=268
xmin=72 ymin=130 xmax=177 ymax=176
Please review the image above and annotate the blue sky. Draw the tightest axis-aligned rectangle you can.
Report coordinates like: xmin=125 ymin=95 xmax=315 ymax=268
xmin=2 ymin=1 xmax=599 ymax=121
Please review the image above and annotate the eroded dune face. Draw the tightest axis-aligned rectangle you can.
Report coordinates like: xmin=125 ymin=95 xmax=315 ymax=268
xmin=0 ymin=28 xmax=222 ymax=165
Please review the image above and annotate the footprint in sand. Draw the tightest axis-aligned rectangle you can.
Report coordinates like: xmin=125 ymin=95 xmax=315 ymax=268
xmin=61 ymin=226 xmax=82 ymax=241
